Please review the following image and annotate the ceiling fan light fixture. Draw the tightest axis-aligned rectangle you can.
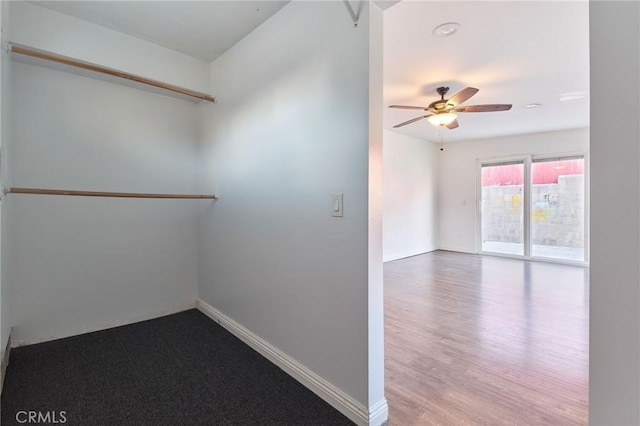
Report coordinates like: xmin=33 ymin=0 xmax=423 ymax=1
xmin=390 ymin=86 xmax=511 ymax=130
xmin=432 ymin=22 xmax=462 ymax=38
xmin=427 ymin=112 xmax=457 ymax=127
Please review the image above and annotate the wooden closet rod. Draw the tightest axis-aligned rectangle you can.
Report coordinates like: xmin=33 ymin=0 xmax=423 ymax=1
xmin=7 ymin=187 xmax=217 ymax=200
xmin=11 ymin=45 xmax=216 ymax=103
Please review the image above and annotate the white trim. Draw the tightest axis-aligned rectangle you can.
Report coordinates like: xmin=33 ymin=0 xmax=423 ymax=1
xmin=437 ymin=246 xmax=477 ymax=255
xmin=197 ymin=299 xmax=386 ymax=426
xmin=582 ymin=151 xmax=590 ymax=264
xmin=475 ymin=158 xmax=483 ymax=254
xmin=12 ymin=302 xmax=197 ymax=347
xmin=368 ymin=398 xmax=389 ymax=426
xmin=524 ymin=156 xmax=532 ymax=258
xmin=1 ymin=331 xmax=11 ymax=395
xmin=383 ymin=248 xmax=437 ymax=263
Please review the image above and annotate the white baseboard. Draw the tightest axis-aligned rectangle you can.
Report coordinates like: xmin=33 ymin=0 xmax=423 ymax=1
xmin=197 ymin=299 xmax=388 ymax=426
xmin=383 ymin=248 xmax=437 ymax=263
xmin=369 ymin=398 xmax=389 ymax=426
xmin=437 ymin=246 xmax=476 ymax=255
xmin=12 ymin=302 xmax=198 ymax=347
xmin=1 ymin=331 xmax=11 ymax=396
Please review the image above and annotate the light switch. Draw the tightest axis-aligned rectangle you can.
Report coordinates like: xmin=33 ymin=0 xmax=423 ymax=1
xmin=331 ymin=193 xmax=343 ymax=217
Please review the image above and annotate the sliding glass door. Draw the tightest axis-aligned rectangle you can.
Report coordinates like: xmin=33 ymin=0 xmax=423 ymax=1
xmin=480 ymin=161 xmax=525 ymax=256
xmin=530 ymin=156 xmax=586 ymax=261
xmin=480 ymin=154 xmax=587 ymax=263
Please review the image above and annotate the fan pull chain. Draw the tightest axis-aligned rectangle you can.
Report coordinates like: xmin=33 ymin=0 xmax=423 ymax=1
xmin=439 ymin=129 xmax=444 ymax=151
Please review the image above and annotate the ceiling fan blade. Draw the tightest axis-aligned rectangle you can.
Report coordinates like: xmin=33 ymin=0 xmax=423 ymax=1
xmin=453 ymin=104 xmax=512 ymax=113
xmin=446 ymin=87 xmax=479 ymax=107
xmin=393 ymin=114 xmax=431 ymax=128
xmin=389 ymin=105 xmax=428 ymax=110
xmin=446 ymin=119 xmax=459 ymax=130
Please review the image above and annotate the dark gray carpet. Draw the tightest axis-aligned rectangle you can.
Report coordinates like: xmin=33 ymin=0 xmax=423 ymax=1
xmin=1 ymin=309 xmax=354 ymax=425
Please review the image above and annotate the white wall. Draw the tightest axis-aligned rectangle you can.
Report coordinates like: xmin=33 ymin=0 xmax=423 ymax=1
xmin=589 ymin=2 xmax=640 ymax=424
xmin=383 ymin=130 xmax=438 ymax=262
xmin=367 ymin=4 xmax=386 ymax=422
xmin=9 ymin=61 xmax=200 ymax=345
xmin=9 ymin=2 xmax=209 ymax=93
xmin=437 ymin=128 xmax=589 ymax=253
xmin=0 ymin=0 xmax=11 ymax=362
xmin=5 ymin=0 xmax=207 ymax=346
xmin=198 ymin=1 xmax=385 ymax=424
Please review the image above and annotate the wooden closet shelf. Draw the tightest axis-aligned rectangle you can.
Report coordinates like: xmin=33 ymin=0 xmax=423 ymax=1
xmin=11 ymin=44 xmax=216 ymax=103
xmin=7 ymin=187 xmax=217 ymax=200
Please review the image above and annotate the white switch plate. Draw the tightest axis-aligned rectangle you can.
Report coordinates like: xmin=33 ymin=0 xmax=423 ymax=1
xmin=331 ymin=193 xmax=343 ymax=217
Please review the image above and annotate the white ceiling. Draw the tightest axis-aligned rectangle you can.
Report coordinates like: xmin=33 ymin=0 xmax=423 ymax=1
xmin=29 ymin=1 xmax=589 ymax=143
xmin=29 ymin=1 xmax=290 ymax=62
xmin=384 ymin=1 xmax=590 ymax=143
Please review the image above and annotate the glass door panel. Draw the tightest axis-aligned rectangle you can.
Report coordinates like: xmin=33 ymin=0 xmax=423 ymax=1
xmin=530 ymin=156 xmax=586 ymax=261
xmin=481 ymin=162 xmax=525 ymax=256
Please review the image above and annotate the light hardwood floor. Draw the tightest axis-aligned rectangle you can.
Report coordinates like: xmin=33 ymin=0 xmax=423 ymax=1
xmin=384 ymin=250 xmax=588 ymax=425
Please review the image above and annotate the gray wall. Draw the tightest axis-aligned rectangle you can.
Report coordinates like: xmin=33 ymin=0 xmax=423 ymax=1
xmin=482 ymin=175 xmax=585 ymax=248
xmin=197 ymin=0 xmax=377 ymax=416
xmin=589 ymin=1 xmax=640 ymax=424
xmin=530 ymin=176 xmax=585 ymax=248
xmin=481 ymin=185 xmax=524 ymax=244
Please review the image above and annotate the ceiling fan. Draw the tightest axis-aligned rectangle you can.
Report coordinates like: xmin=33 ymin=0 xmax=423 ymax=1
xmin=389 ymin=86 xmax=512 ymax=129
